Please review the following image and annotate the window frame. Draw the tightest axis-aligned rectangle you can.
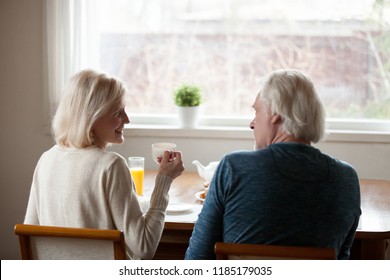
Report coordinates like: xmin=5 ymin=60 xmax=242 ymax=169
xmin=43 ymin=0 xmax=390 ymax=142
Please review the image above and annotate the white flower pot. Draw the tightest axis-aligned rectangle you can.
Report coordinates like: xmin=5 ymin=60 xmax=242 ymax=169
xmin=176 ymin=106 xmax=201 ymax=128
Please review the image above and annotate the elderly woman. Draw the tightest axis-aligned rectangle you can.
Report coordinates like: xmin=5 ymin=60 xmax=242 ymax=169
xmin=185 ymin=69 xmax=361 ymax=260
xmin=24 ymin=69 xmax=184 ymax=259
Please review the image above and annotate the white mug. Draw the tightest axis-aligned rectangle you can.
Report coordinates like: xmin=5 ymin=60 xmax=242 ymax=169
xmin=151 ymin=143 xmax=177 ymax=164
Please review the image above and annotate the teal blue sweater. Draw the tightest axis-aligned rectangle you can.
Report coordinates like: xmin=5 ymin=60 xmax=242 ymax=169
xmin=185 ymin=143 xmax=361 ymax=260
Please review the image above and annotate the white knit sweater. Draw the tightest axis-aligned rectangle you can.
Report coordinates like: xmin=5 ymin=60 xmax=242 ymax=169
xmin=24 ymin=145 xmax=172 ymax=259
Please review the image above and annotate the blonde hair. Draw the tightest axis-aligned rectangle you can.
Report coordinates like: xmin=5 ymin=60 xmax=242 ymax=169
xmin=259 ymin=69 xmax=326 ymax=143
xmin=52 ymin=69 xmax=127 ymax=148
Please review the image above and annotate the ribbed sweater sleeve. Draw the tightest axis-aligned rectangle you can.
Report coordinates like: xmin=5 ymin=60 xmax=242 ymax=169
xmin=149 ymin=174 xmax=172 ymax=209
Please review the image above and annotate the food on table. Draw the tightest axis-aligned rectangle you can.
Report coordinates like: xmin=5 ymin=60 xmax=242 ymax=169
xmin=199 ymin=182 xmax=209 ymax=200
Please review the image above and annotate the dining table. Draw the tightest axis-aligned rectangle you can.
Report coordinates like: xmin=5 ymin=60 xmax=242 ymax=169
xmin=142 ymin=170 xmax=390 ymax=260
xmin=351 ymin=179 xmax=390 ymax=260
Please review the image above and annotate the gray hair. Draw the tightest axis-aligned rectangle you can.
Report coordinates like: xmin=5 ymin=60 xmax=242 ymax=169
xmin=259 ymin=69 xmax=326 ymax=143
xmin=52 ymin=69 xmax=127 ymax=148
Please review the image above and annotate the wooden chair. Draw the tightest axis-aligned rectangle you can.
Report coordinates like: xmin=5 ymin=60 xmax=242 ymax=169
xmin=214 ymin=242 xmax=336 ymax=260
xmin=14 ymin=224 xmax=126 ymax=260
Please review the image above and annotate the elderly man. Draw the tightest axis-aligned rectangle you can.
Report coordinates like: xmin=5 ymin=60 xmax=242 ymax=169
xmin=185 ymin=69 xmax=361 ymax=260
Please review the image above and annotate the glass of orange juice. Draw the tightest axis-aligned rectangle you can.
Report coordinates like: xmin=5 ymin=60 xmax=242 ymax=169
xmin=128 ymin=157 xmax=144 ymax=196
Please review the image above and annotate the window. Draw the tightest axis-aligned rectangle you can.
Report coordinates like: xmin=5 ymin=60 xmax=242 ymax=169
xmin=97 ymin=0 xmax=390 ymax=129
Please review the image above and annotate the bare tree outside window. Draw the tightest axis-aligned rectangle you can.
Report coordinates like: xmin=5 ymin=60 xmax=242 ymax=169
xmin=98 ymin=0 xmax=390 ymax=120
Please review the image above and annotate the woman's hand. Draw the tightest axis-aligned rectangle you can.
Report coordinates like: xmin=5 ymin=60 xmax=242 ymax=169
xmin=158 ymin=150 xmax=185 ymax=180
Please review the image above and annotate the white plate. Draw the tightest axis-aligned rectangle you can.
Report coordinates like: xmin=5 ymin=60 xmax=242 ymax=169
xmin=166 ymin=203 xmax=193 ymax=214
xmin=195 ymin=191 xmax=206 ymax=202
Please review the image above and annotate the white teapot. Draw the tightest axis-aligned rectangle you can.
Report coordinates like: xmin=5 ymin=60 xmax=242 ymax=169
xmin=192 ymin=160 xmax=220 ymax=182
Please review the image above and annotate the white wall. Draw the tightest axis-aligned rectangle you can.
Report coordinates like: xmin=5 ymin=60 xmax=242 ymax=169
xmin=0 ymin=0 xmax=53 ymax=260
xmin=0 ymin=0 xmax=389 ymax=260
xmin=110 ymin=132 xmax=390 ymax=181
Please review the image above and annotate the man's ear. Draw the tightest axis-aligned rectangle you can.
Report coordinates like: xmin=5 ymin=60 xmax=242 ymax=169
xmin=270 ymin=113 xmax=282 ymax=124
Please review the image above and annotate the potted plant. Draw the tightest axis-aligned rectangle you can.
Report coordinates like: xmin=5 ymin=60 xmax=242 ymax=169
xmin=173 ymin=83 xmax=203 ymax=128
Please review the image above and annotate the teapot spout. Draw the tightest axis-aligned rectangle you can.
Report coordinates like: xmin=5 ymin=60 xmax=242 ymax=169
xmin=192 ymin=160 xmax=205 ymax=178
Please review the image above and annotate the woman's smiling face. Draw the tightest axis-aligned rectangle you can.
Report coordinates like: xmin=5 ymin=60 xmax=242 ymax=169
xmin=91 ymin=100 xmax=130 ymax=149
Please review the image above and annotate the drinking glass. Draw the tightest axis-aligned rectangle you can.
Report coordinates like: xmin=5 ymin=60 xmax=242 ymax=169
xmin=128 ymin=157 xmax=144 ymax=196
xmin=151 ymin=143 xmax=177 ymax=164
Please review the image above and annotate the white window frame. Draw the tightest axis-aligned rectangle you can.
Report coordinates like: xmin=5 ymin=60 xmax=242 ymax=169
xmin=43 ymin=0 xmax=390 ymax=144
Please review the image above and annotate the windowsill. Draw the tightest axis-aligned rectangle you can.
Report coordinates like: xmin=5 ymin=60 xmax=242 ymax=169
xmin=125 ymin=124 xmax=252 ymax=139
xmin=124 ymin=124 xmax=390 ymax=144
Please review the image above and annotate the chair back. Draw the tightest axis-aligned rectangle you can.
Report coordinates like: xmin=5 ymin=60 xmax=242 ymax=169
xmin=214 ymin=242 xmax=336 ymax=260
xmin=14 ymin=224 xmax=126 ymax=260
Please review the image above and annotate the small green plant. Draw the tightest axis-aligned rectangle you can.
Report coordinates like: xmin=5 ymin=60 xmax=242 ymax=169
xmin=173 ymin=84 xmax=203 ymax=107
